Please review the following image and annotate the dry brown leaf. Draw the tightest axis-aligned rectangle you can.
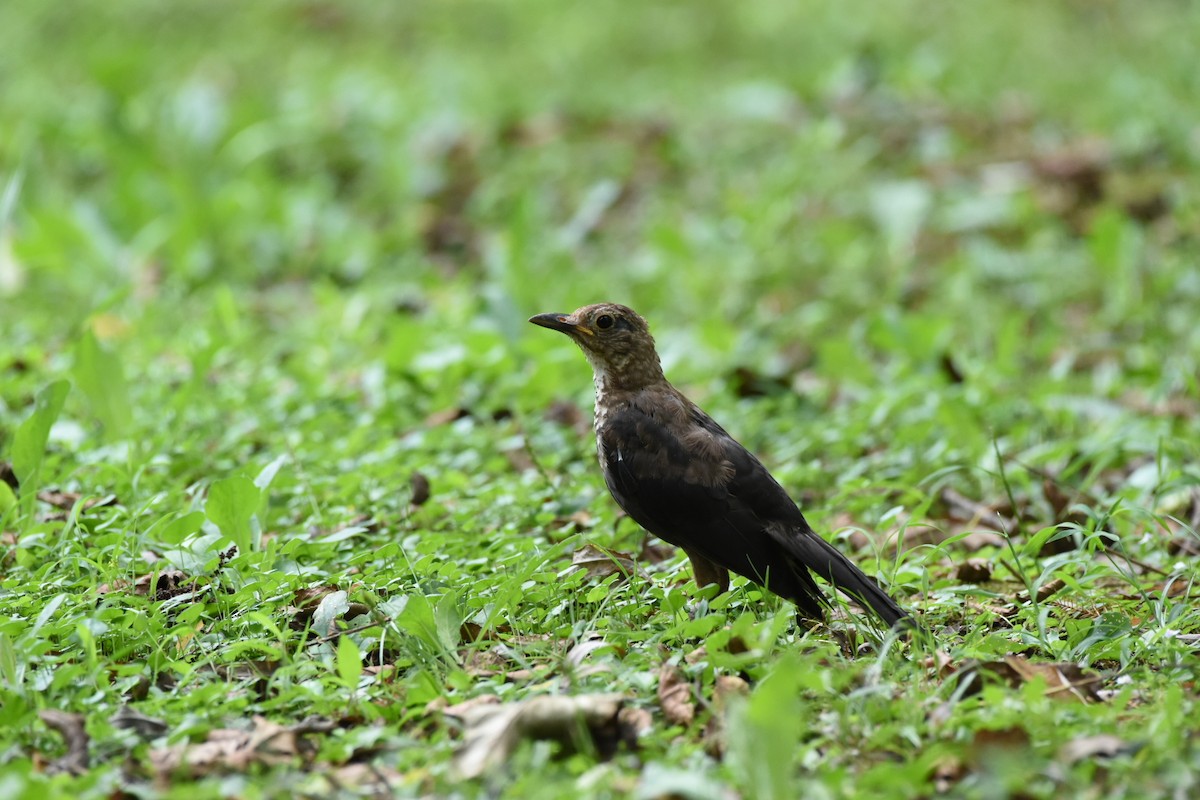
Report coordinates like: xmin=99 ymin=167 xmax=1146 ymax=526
xmin=409 ymin=472 xmax=431 ymax=506
xmin=987 ymin=578 xmax=1072 ymax=618
xmin=450 ymin=693 xmax=630 ymax=780
xmin=423 ymin=407 xmax=472 ymax=427
xmin=1058 ymin=733 xmax=1142 ymax=764
xmin=941 ymin=487 xmax=1018 ymax=534
xmin=97 ymin=571 xmax=203 ymax=602
xmin=150 ymin=716 xmax=335 ymax=777
xmin=36 ymin=491 xmax=118 ymax=511
xmin=38 ymin=710 xmax=89 ymax=775
xmin=502 ymin=447 xmax=536 ymax=473
xmin=657 ymin=663 xmax=695 ymax=728
xmin=460 ymin=648 xmax=513 ymax=676
xmin=441 ymin=695 xmax=502 ymax=719
xmin=639 ymin=538 xmax=676 ymax=564
xmin=956 ymin=656 xmax=1104 ymax=702
xmin=112 ymin=706 xmax=169 ymax=740
xmin=319 ymin=762 xmax=408 ymax=793
xmin=0 ymin=461 xmax=17 ymax=490
xmin=544 ymin=400 xmax=589 ymax=435
xmin=969 ymin=726 xmax=1033 ymax=765
xmin=955 ymin=559 xmax=993 ymax=584
xmin=712 ymin=675 xmax=750 ymax=707
xmin=569 ymin=544 xmax=642 ymax=582
xmin=1139 ymin=578 xmax=1197 ymax=600
xmin=617 ymin=705 xmax=653 ymax=740
xmin=932 ymin=756 xmax=965 ymax=793
xmin=701 ymin=674 xmax=751 ymax=759
xmin=1016 ymin=578 xmax=1068 ymax=606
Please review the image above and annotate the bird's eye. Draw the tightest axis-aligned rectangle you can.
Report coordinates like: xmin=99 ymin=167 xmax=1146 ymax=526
xmin=596 ymin=314 xmax=615 ymax=330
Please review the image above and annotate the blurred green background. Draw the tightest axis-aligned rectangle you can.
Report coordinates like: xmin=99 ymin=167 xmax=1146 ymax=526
xmin=3 ymin=0 xmax=1197 ymax=500
xmin=3 ymin=0 xmax=1197 ymax=344
xmin=1 ymin=1 xmax=1199 ymax=796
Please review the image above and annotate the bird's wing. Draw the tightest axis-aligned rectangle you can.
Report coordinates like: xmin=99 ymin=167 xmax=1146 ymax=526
xmin=599 ymin=398 xmax=829 ymax=616
xmin=602 ymin=398 xmax=911 ymax=626
xmin=690 ymin=406 xmax=911 ymax=627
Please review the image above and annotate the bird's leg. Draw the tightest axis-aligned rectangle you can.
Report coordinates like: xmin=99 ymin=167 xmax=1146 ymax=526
xmin=683 ymin=549 xmax=729 ymax=596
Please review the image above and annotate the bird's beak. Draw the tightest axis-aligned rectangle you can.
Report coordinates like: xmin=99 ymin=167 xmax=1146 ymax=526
xmin=529 ymin=312 xmax=594 ymax=337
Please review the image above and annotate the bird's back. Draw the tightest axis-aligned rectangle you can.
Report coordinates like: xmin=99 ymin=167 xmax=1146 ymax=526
xmin=597 ymin=388 xmax=832 ymax=617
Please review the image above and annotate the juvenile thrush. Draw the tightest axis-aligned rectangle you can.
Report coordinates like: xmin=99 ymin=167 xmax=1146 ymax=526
xmin=530 ymin=302 xmax=912 ymax=628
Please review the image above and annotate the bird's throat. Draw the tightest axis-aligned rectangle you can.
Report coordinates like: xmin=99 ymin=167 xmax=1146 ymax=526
xmin=590 ymin=365 xmax=610 ymax=434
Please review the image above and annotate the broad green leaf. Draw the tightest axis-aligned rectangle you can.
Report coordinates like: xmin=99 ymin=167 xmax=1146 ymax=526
xmin=253 ymin=454 xmax=287 ymax=515
xmin=0 ymin=633 xmax=19 ymax=689
xmin=12 ymin=379 xmax=70 ymax=493
xmin=73 ymin=330 xmax=132 ymax=437
xmin=0 ymin=482 xmax=16 ymax=516
xmin=205 ymin=476 xmax=260 ymax=551
xmin=434 ymin=591 xmax=462 ymax=656
xmin=156 ymin=511 xmax=208 ymax=545
xmin=725 ymin=654 xmax=805 ymax=800
xmin=253 ymin=454 xmax=288 ymax=492
xmin=337 ymin=634 xmax=363 ymax=688
xmin=395 ymin=594 xmax=442 ymax=654
xmin=29 ymin=594 xmax=68 ymax=639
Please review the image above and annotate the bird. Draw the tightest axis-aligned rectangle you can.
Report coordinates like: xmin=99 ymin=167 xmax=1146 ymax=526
xmin=529 ymin=302 xmax=913 ymax=629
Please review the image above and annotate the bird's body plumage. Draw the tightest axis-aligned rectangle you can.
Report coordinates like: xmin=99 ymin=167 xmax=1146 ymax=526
xmin=530 ymin=303 xmax=911 ymax=628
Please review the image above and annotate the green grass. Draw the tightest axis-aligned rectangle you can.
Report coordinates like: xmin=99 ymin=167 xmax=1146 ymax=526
xmin=1 ymin=1 xmax=1199 ymax=797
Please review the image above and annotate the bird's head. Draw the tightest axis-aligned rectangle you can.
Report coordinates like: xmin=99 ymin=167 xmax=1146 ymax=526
xmin=529 ymin=303 xmax=664 ymax=391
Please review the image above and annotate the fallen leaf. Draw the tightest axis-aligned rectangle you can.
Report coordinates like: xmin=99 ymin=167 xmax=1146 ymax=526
xmin=503 ymin=447 xmax=536 ymax=473
xmin=318 ymin=762 xmax=408 ymax=793
xmin=544 ymin=400 xmax=588 ymax=435
xmin=967 ymin=726 xmax=1033 ymax=769
xmin=289 ymin=586 xmax=370 ymax=633
xmin=0 ymin=461 xmax=17 ymax=490
xmin=712 ymin=675 xmax=750 ymax=706
xmin=955 ymin=559 xmax=993 ymax=583
xmin=940 ymin=487 xmax=1018 ymax=534
xmin=450 ymin=693 xmax=630 ymax=779
xmin=37 ymin=491 xmax=119 ymax=511
xmin=37 ymin=710 xmax=89 ymax=775
xmin=441 ymin=695 xmax=502 ymax=719
xmin=150 ymin=716 xmax=335 ymax=777
xmin=409 ymin=472 xmax=431 ymax=506
xmin=657 ymin=663 xmax=695 ymax=728
xmin=1016 ymin=578 xmax=1068 ymax=606
xmin=98 ymin=571 xmax=203 ymax=602
xmin=932 ymin=756 xmax=965 ymax=793
xmin=639 ymin=538 xmax=676 ymax=564
xmin=728 ymin=365 xmax=791 ymax=398
xmin=548 ymin=510 xmax=595 ymax=533
xmin=112 ymin=706 xmax=169 ymax=739
xmin=701 ymin=674 xmax=751 ymax=759
xmin=423 ymin=407 xmax=472 ymax=427
xmin=1058 ymin=734 xmax=1142 ymax=764
xmin=955 ymin=656 xmax=1104 ymax=702
xmin=651 ymin=663 xmax=698 ymax=729
xmin=568 ymin=544 xmax=642 ymax=582
xmin=617 ymin=705 xmax=653 ymax=740
xmin=415 ymin=134 xmax=480 ymax=266
xmin=939 ymin=352 xmax=965 ymax=384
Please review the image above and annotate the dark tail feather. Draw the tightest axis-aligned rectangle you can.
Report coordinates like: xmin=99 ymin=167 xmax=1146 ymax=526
xmin=769 ymin=527 xmax=912 ymax=629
